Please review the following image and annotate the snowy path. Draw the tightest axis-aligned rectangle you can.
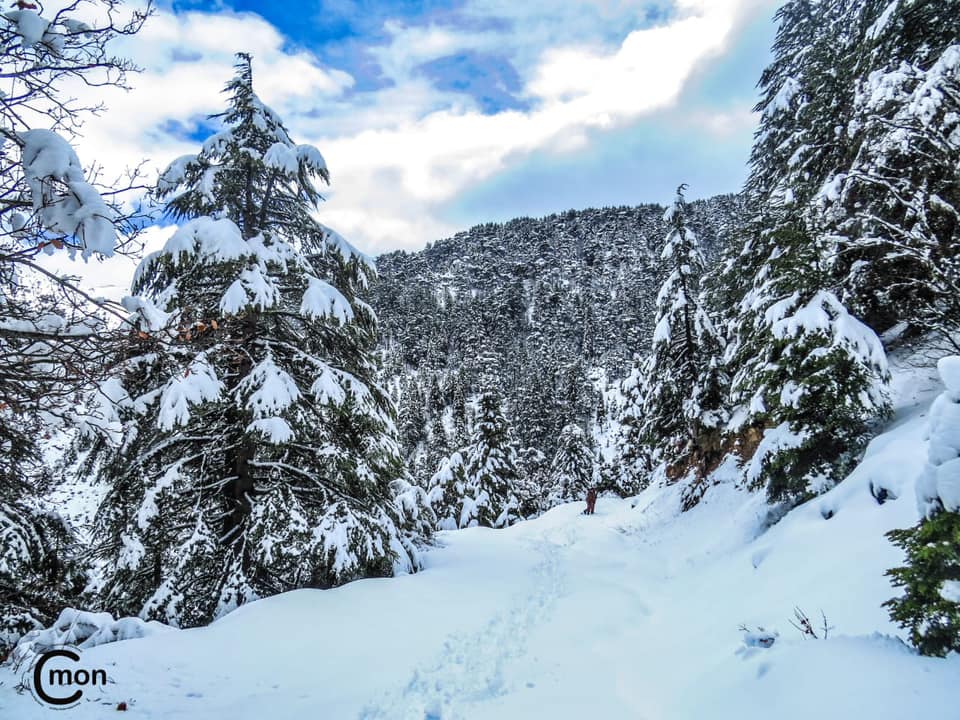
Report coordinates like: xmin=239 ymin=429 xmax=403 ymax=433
xmin=2 ymin=390 xmax=960 ymax=718
xmin=361 ymin=535 xmax=567 ymax=720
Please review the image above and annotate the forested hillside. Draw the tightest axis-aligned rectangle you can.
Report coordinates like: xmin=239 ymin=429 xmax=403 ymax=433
xmin=369 ymin=196 xmax=745 ymax=478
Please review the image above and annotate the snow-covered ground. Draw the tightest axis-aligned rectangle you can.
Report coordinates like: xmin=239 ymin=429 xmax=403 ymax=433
xmin=2 ymin=358 xmax=957 ymax=719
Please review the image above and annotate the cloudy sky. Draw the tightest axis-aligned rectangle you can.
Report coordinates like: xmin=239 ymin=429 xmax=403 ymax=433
xmin=68 ymin=0 xmax=780 ymax=290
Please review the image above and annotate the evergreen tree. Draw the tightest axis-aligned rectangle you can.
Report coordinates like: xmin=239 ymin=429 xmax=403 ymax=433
xmin=427 ymin=392 xmax=520 ymax=529
xmin=886 ymin=512 xmax=960 ymax=657
xmin=398 ymin=376 xmax=427 ymax=460
xmin=516 ymin=447 xmax=549 ymax=518
xmin=425 ymin=451 xmax=469 ymax=531
xmin=614 ymin=359 xmax=652 ymax=493
xmin=885 ymin=356 xmax=960 ymax=657
xmin=545 ymin=424 xmax=594 ymax=508
xmin=726 ymin=225 xmax=890 ymax=504
xmin=86 ymin=56 xmax=429 ymax=626
xmin=624 ymin=187 xmax=727 ymax=482
xmin=818 ymin=0 xmax=960 ymax=338
xmin=741 ymin=0 xmax=959 ymax=339
xmin=0 ymin=475 xmax=84 ymax=652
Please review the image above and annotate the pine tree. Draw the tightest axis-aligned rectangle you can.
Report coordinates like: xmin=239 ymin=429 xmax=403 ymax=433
xmin=425 ymin=451 xmax=469 ymax=531
xmin=740 ymin=0 xmax=959 ymax=339
xmin=545 ymin=424 xmax=594 ymax=508
xmin=885 ymin=356 xmax=960 ymax=657
xmin=886 ymin=512 xmax=960 ymax=657
xmin=516 ymin=447 xmax=549 ymax=518
xmin=623 ymin=187 xmax=727 ymax=482
xmin=427 ymin=391 xmax=520 ymax=529
xmin=817 ymin=0 xmax=960 ymax=339
xmin=715 ymin=1 xmax=905 ymax=506
xmin=0 ymin=474 xmax=84 ymax=652
xmin=86 ymin=56 xmax=429 ymax=626
xmin=614 ymin=359 xmax=652 ymax=493
xmin=726 ymin=225 xmax=890 ymax=504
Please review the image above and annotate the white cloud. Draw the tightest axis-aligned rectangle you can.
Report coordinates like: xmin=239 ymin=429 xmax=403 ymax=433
xmin=309 ymin=0 xmax=768 ymax=252
xmin=59 ymin=0 xmax=771 ymax=276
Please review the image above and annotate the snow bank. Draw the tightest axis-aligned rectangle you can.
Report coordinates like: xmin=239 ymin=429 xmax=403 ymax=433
xmin=917 ymin=356 xmax=960 ymax=516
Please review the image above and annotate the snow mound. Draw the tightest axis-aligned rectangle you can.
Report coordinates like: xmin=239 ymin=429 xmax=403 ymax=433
xmin=917 ymin=356 xmax=960 ymax=515
xmin=10 ymin=608 xmax=172 ymax=668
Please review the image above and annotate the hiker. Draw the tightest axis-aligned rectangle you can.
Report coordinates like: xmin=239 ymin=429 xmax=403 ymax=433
xmin=585 ymin=487 xmax=597 ymax=515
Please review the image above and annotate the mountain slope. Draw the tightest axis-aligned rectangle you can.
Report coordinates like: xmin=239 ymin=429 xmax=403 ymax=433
xmin=368 ymin=195 xmax=746 ymax=472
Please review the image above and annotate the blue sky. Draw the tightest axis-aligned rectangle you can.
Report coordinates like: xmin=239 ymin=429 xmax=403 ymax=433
xmin=78 ymin=0 xmax=781 ymax=265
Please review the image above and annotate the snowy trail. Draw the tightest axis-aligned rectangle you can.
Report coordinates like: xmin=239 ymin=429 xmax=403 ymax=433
xmin=360 ymin=534 xmax=568 ymax=720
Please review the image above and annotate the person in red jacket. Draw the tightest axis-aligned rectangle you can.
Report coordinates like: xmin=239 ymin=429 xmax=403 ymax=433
xmin=585 ymin=487 xmax=598 ymax=515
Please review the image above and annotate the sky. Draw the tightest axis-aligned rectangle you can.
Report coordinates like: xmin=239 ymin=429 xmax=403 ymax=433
xmin=62 ymin=0 xmax=782 ymax=293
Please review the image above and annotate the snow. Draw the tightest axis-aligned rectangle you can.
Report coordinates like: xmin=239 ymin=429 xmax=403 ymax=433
xmin=247 ymin=417 xmax=294 ymax=444
xmin=768 ymin=77 xmax=800 ymax=115
xmin=867 ymin=1 xmax=899 ymax=40
xmin=939 ymin=355 xmax=960 ymax=396
xmin=161 ymin=216 xmax=249 ymax=265
xmin=3 ymin=361 xmax=957 ymax=718
xmin=18 ymin=129 xmax=116 ymax=258
xmin=297 ymin=144 xmax=327 ymax=173
xmin=319 ymin=222 xmax=376 ymax=269
xmin=74 ymin=378 xmax=130 ymax=444
xmin=219 ymin=279 xmax=249 ymax=314
xmin=309 ymin=364 xmax=349 ymax=405
xmin=301 ymin=276 xmax=354 ymax=323
xmin=740 ymin=628 xmax=778 ymax=649
xmin=19 ymin=129 xmax=83 ymax=185
xmin=10 ymin=609 xmax=172 ymax=668
xmin=263 ymin=142 xmax=299 ymax=175
xmin=744 ymin=421 xmax=807 ymax=487
xmin=238 ymin=354 xmax=300 ymax=418
xmin=239 ymin=265 xmax=280 ymax=309
xmin=120 ymin=295 xmax=171 ymax=332
xmin=156 ymin=354 xmax=224 ymax=430
xmin=764 ymin=289 xmax=889 ymax=398
xmin=157 ymin=154 xmax=198 ymax=194
xmin=917 ymin=356 xmax=960 ymax=516
xmin=4 ymin=10 xmax=49 ymax=47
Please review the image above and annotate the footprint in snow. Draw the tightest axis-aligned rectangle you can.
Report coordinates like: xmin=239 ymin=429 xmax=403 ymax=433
xmin=358 ymin=541 xmax=566 ymax=720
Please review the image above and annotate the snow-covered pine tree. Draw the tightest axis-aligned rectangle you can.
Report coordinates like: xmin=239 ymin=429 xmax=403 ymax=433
xmin=613 ymin=358 xmax=652 ymax=493
xmin=740 ymin=0 xmax=958 ymax=339
xmin=622 ymin=187 xmax=726 ymax=484
xmin=725 ymin=223 xmax=890 ymax=504
xmin=545 ymin=424 xmax=594 ymax=509
xmin=87 ymin=55 xmax=429 ymax=626
xmin=424 ymin=411 xmax=450 ymax=483
xmin=516 ymin=447 xmax=549 ymax=518
xmin=885 ymin=356 xmax=960 ymax=657
xmin=714 ymin=1 xmax=900 ymax=507
xmin=427 ymin=391 xmax=520 ymax=529
xmin=0 ymin=472 xmax=85 ymax=652
xmin=425 ymin=451 xmax=469 ymax=531
xmin=816 ymin=0 xmax=960 ymax=340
